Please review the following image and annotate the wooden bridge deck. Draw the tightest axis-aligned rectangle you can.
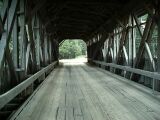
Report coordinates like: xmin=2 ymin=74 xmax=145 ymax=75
xmin=11 ymin=59 xmax=160 ymax=120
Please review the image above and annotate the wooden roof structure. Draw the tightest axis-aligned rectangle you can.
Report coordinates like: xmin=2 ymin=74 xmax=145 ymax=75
xmin=29 ymin=0 xmax=149 ymax=42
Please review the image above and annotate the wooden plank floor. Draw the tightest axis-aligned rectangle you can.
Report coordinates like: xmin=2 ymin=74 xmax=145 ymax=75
xmin=11 ymin=59 xmax=160 ymax=120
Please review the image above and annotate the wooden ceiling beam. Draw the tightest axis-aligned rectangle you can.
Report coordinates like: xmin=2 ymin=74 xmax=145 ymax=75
xmin=31 ymin=0 xmax=46 ymax=16
xmin=65 ymin=6 xmax=110 ymax=18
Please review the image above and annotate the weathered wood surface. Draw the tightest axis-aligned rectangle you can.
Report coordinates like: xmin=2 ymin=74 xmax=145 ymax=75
xmin=11 ymin=60 xmax=160 ymax=120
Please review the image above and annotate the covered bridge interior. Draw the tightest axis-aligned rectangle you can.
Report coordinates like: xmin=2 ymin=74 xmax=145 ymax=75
xmin=1 ymin=0 xmax=160 ymax=120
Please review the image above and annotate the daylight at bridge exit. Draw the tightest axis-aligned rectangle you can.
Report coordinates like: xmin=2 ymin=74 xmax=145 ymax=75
xmin=1 ymin=0 xmax=160 ymax=120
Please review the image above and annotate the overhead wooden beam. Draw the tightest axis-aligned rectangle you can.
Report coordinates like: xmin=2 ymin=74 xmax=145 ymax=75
xmin=31 ymin=0 xmax=46 ymax=16
xmin=65 ymin=6 xmax=109 ymax=18
xmin=49 ymin=14 xmax=103 ymax=25
xmin=59 ymin=17 xmax=94 ymax=24
xmin=44 ymin=3 xmax=67 ymax=27
xmin=87 ymin=18 xmax=111 ymax=41
xmin=54 ymin=24 xmax=90 ymax=32
xmin=67 ymin=1 xmax=122 ymax=6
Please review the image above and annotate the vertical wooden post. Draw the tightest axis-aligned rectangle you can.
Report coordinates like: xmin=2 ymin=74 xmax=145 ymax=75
xmin=155 ymin=14 xmax=160 ymax=91
xmin=13 ymin=15 xmax=18 ymax=68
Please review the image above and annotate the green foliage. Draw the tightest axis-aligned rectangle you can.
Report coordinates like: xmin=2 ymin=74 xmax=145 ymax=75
xmin=59 ymin=39 xmax=86 ymax=59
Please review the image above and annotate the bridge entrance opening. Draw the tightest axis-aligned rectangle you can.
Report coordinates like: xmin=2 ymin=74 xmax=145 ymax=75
xmin=59 ymin=39 xmax=87 ymax=60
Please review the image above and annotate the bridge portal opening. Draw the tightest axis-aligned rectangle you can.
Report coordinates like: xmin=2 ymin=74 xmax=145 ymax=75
xmin=59 ymin=39 xmax=87 ymax=60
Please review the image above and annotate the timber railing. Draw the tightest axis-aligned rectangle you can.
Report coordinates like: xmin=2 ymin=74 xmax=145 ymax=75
xmin=0 ymin=61 xmax=58 ymax=109
xmin=91 ymin=60 xmax=160 ymax=91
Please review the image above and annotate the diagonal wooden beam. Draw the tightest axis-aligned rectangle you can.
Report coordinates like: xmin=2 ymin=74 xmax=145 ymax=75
xmin=133 ymin=13 xmax=143 ymax=37
xmin=105 ymin=35 xmax=112 ymax=62
xmin=87 ymin=18 xmax=115 ymax=60
xmin=26 ymin=43 xmax=31 ymax=72
xmin=27 ymin=7 xmax=38 ymax=72
xmin=59 ymin=40 xmax=65 ymax=47
xmin=0 ymin=16 xmax=3 ymax=33
xmin=0 ymin=0 xmax=9 ymax=23
xmin=132 ymin=11 xmax=156 ymax=70
xmin=6 ymin=47 xmax=18 ymax=87
xmin=91 ymin=33 xmax=108 ymax=60
xmin=0 ymin=0 xmax=19 ymax=77
xmin=123 ymin=46 xmax=129 ymax=65
xmin=130 ymin=15 xmax=156 ymax=81
xmin=116 ymin=28 xmax=129 ymax=65
xmin=145 ymin=42 xmax=156 ymax=71
xmin=133 ymin=16 xmax=155 ymax=68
